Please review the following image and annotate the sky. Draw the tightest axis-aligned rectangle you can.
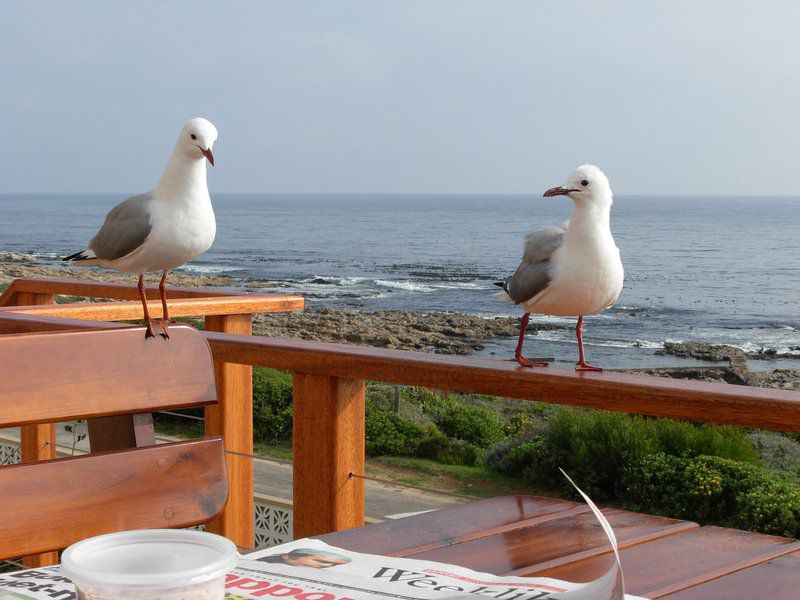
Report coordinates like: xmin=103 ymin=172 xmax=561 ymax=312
xmin=1 ymin=1 xmax=798 ymax=195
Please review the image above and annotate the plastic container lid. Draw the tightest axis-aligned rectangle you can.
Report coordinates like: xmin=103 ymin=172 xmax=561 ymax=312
xmin=61 ymin=529 xmax=239 ymax=589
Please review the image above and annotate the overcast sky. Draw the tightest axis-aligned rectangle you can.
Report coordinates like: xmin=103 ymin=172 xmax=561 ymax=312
xmin=1 ymin=1 xmax=798 ymax=195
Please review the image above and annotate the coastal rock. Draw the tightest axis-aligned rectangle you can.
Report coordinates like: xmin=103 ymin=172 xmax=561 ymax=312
xmin=743 ymin=369 xmax=800 ymax=391
xmin=656 ymin=341 xmax=747 ymax=362
xmin=254 ymin=308 xmax=559 ymax=355
xmin=0 ymin=252 xmax=37 ymax=264
xmin=749 ymin=347 xmax=800 ymax=360
xmin=622 ymin=366 xmax=800 ymax=392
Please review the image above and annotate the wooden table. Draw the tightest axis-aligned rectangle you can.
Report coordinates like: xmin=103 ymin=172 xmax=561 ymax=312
xmin=318 ymin=495 xmax=800 ymax=599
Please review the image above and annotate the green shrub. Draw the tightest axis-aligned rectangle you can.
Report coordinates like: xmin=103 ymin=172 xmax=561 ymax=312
xmin=487 ymin=408 xmax=760 ymax=501
xmin=486 ymin=438 xmax=544 ymax=477
xmin=252 ymin=368 xmax=293 ymax=443
xmin=748 ymin=431 xmax=800 ymax=476
xmin=503 ymin=412 xmax=537 ymax=437
xmin=416 ymin=432 xmax=481 ymax=466
xmin=626 ymin=453 xmax=800 ymax=538
xmin=434 ymin=402 xmax=505 ymax=449
xmin=365 ymin=399 xmax=428 ymax=456
xmin=402 ymin=387 xmax=504 ymax=449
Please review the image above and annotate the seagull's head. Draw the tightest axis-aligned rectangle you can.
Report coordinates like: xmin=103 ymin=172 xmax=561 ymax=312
xmin=543 ymin=165 xmax=612 ymax=206
xmin=179 ymin=117 xmax=218 ymax=166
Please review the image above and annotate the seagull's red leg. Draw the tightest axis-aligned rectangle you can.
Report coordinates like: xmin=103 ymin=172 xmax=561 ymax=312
xmin=137 ymin=274 xmax=156 ymax=339
xmin=153 ymin=270 xmax=171 ymax=339
xmin=515 ymin=312 xmax=548 ymax=368
xmin=575 ymin=316 xmax=602 ymax=372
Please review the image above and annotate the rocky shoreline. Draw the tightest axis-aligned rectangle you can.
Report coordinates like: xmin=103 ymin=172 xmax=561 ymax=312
xmin=621 ymin=365 xmax=800 ymax=392
xmin=1 ymin=252 xmax=798 ymax=390
xmin=657 ymin=340 xmax=800 ymax=362
xmin=253 ymin=308 xmax=561 ymax=355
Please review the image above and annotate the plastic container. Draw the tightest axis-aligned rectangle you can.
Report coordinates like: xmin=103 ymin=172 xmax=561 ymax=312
xmin=61 ymin=529 xmax=238 ymax=599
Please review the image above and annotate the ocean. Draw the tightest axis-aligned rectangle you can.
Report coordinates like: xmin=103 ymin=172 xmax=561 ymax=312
xmin=1 ymin=193 xmax=798 ymax=370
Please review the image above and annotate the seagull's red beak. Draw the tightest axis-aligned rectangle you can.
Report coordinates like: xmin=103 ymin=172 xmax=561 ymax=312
xmin=202 ymin=148 xmax=215 ymax=167
xmin=543 ymin=186 xmax=576 ymax=197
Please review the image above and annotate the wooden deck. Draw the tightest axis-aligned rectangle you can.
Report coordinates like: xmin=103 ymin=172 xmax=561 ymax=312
xmin=319 ymin=495 xmax=800 ymax=599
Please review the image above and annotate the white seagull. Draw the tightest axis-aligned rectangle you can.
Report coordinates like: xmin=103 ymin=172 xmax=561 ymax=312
xmin=64 ymin=117 xmax=218 ymax=339
xmin=496 ymin=165 xmax=624 ymax=371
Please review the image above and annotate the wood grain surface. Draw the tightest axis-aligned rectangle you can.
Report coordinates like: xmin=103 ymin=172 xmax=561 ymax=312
xmin=0 ymin=438 xmax=228 ymax=558
xmin=0 ymin=325 xmax=217 ymax=426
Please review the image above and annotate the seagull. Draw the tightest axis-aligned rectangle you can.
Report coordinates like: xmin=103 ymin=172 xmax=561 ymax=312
xmin=64 ymin=117 xmax=218 ymax=339
xmin=495 ymin=165 xmax=624 ymax=371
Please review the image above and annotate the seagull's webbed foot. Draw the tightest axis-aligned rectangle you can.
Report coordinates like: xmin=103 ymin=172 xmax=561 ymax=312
xmin=575 ymin=361 xmax=603 ymax=372
xmin=144 ymin=321 xmax=157 ymax=339
xmin=154 ymin=320 xmax=170 ymax=340
xmin=516 ymin=353 xmax=549 ymax=368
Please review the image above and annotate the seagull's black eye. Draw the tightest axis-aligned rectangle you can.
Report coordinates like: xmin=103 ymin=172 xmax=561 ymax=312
xmin=581 ymin=179 xmax=589 ymax=186
xmin=190 ymin=133 xmax=197 ymax=140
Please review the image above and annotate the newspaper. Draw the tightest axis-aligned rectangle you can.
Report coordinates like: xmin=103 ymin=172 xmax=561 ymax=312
xmin=0 ymin=475 xmax=643 ymax=600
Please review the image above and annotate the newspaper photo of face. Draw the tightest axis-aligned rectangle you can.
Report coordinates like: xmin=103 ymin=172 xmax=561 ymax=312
xmin=257 ymin=548 xmax=352 ymax=569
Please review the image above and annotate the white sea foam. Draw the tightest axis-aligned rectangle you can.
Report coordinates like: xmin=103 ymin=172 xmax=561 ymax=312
xmin=374 ymin=279 xmax=436 ymax=292
xmin=302 ymin=276 xmax=370 ymax=286
xmin=180 ymin=264 xmax=245 ymax=274
xmin=532 ymin=329 xmax=664 ymax=349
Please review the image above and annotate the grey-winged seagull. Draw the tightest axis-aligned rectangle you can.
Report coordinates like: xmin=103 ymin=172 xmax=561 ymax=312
xmin=64 ymin=117 xmax=218 ymax=339
xmin=496 ymin=165 xmax=624 ymax=371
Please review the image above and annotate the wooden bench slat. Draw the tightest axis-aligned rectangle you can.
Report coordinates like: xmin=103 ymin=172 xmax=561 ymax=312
xmin=529 ymin=525 xmax=800 ymax=597
xmin=658 ymin=549 xmax=800 ymax=599
xmin=319 ymin=496 xmax=585 ymax=556
xmin=320 ymin=498 xmax=694 ymax=570
xmin=403 ymin=508 xmax=696 ymax=576
xmin=0 ymin=438 xmax=228 ymax=558
xmin=0 ymin=326 xmax=217 ymax=426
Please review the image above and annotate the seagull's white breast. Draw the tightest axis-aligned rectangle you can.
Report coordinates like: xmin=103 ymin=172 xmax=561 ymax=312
xmin=110 ymin=188 xmax=216 ymax=274
xmin=144 ymin=192 xmax=216 ymax=272
xmin=524 ymin=222 xmax=624 ymax=317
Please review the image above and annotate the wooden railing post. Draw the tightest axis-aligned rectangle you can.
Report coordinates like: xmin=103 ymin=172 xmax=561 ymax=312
xmin=204 ymin=314 xmax=254 ymax=549
xmin=292 ymin=373 xmax=366 ymax=539
xmin=11 ymin=292 xmax=59 ymax=567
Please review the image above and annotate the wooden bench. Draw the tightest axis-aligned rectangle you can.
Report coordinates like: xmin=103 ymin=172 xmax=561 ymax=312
xmin=0 ymin=325 xmax=227 ymax=566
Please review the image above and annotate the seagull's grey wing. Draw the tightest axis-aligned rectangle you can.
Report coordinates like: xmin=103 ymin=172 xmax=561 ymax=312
xmin=88 ymin=192 xmax=154 ymax=261
xmin=504 ymin=226 xmax=565 ymax=304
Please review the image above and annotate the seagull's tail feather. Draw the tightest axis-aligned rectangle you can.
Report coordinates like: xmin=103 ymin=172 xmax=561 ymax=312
xmin=63 ymin=249 xmax=100 ymax=265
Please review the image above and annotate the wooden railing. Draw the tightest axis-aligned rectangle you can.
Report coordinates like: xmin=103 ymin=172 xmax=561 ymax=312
xmin=3 ymin=278 xmax=800 ymax=545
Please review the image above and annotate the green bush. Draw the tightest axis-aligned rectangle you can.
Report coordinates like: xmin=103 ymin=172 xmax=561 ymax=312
xmin=748 ymin=431 xmax=800 ymax=476
xmin=485 ymin=438 xmax=544 ymax=477
xmin=252 ymin=368 xmax=293 ymax=443
xmin=365 ymin=399 xmax=428 ymax=456
xmin=488 ymin=408 xmax=760 ymax=501
xmin=627 ymin=453 xmax=800 ymax=538
xmin=416 ymin=432 xmax=481 ymax=466
xmin=402 ymin=387 xmax=504 ymax=449
xmin=434 ymin=402 xmax=505 ymax=449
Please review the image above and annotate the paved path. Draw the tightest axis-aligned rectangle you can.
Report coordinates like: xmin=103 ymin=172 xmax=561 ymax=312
xmin=0 ymin=426 xmax=466 ymax=520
